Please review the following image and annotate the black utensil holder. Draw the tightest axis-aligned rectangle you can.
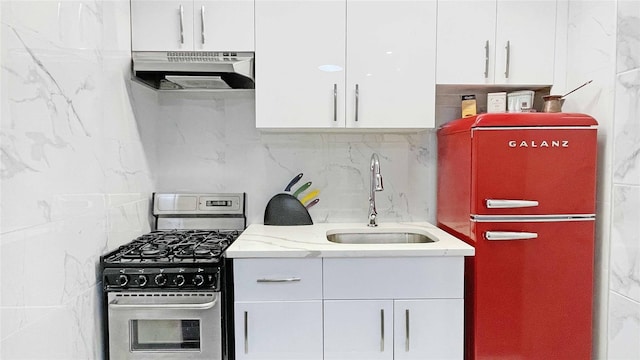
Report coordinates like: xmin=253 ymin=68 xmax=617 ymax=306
xmin=264 ymin=193 xmax=313 ymax=226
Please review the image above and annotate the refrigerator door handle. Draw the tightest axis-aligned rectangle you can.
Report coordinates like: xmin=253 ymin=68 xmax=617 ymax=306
xmin=485 ymin=199 xmax=539 ymax=209
xmin=485 ymin=231 xmax=538 ymax=241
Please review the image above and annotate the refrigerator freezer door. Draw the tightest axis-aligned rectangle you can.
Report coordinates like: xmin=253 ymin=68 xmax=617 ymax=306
xmin=471 ymin=127 xmax=597 ymax=216
xmin=469 ymin=220 xmax=594 ymax=360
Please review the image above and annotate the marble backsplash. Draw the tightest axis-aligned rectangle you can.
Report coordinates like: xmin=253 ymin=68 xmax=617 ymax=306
xmin=132 ymin=86 xmax=438 ymax=226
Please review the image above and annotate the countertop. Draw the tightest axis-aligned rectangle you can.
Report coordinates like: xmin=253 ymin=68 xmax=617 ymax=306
xmin=225 ymin=222 xmax=475 ymax=258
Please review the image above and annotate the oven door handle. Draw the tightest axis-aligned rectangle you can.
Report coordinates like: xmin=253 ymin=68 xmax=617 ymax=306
xmin=108 ymin=297 xmax=218 ymax=310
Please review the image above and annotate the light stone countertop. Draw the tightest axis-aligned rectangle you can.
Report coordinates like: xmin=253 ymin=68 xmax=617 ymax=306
xmin=225 ymin=222 xmax=475 ymax=258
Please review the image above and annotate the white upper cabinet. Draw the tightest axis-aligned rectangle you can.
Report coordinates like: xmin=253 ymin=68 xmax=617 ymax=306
xmin=493 ymin=0 xmax=556 ymax=85
xmin=255 ymin=0 xmax=437 ymax=129
xmin=254 ymin=0 xmax=346 ymax=129
xmin=346 ymin=1 xmax=436 ymax=129
xmin=131 ymin=0 xmax=254 ymax=51
xmin=435 ymin=0 xmax=496 ymax=85
xmin=436 ymin=0 xmax=557 ymax=86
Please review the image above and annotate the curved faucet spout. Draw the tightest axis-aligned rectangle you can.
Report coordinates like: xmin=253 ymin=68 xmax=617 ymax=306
xmin=368 ymin=153 xmax=384 ymax=226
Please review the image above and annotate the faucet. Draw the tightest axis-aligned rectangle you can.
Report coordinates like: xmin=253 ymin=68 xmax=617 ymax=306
xmin=368 ymin=153 xmax=384 ymax=227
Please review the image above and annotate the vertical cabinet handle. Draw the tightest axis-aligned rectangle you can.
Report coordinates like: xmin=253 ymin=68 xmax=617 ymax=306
xmin=244 ymin=311 xmax=248 ymax=354
xmin=484 ymin=40 xmax=489 ymax=79
xmin=179 ymin=5 xmax=184 ymax=45
xmin=504 ymin=40 xmax=511 ymax=78
xmin=333 ymin=84 xmax=338 ymax=122
xmin=380 ymin=309 xmax=385 ymax=352
xmin=355 ymin=84 xmax=359 ymax=122
xmin=200 ymin=6 xmax=206 ymax=44
xmin=405 ymin=309 xmax=410 ymax=352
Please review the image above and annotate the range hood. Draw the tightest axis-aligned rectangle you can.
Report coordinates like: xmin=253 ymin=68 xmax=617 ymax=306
xmin=132 ymin=51 xmax=254 ymax=90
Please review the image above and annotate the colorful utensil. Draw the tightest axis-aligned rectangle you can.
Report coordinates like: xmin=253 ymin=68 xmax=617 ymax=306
xmin=305 ymin=198 xmax=320 ymax=209
xmin=284 ymin=173 xmax=303 ymax=192
xmin=293 ymin=182 xmax=312 ymax=198
xmin=300 ymin=189 xmax=320 ymax=205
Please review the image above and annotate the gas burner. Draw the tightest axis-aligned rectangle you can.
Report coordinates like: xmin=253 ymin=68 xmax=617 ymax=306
xmin=195 ymin=248 xmax=210 ymax=255
xmin=141 ymin=248 xmax=167 ymax=257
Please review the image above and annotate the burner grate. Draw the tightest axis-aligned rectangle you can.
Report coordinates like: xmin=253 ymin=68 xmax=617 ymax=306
xmin=102 ymin=229 xmax=241 ymax=264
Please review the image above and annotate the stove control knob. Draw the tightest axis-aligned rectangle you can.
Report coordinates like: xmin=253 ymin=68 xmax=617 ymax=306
xmin=193 ymin=274 xmax=205 ymax=287
xmin=137 ymin=275 xmax=148 ymax=287
xmin=118 ymin=274 xmax=129 ymax=287
xmin=154 ymin=274 xmax=167 ymax=286
xmin=176 ymin=275 xmax=186 ymax=287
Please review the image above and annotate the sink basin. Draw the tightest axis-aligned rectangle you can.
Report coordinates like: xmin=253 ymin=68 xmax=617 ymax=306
xmin=326 ymin=230 xmax=437 ymax=244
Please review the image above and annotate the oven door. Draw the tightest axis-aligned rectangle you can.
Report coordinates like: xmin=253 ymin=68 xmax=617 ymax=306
xmin=107 ymin=292 xmax=221 ymax=360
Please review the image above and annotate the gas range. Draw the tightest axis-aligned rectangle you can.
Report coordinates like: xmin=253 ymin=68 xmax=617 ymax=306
xmin=101 ymin=229 xmax=242 ymax=291
xmin=100 ymin=193 xmax=245 ymax=360
xmin=100 ymin=193 xmax=245 ymax=292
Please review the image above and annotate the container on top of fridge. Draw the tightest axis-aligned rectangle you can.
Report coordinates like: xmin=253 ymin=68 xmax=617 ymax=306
xmin=437 ymin=113 xmax=598 ymax=219
xmin=507 ymin=90 xmax=535 ymax=112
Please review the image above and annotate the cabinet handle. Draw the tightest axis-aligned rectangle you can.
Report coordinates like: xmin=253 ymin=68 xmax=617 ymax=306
xmin=485 ymin=231 xmax=538 ymax=241
xmin=405 ymin=309 xmax=410 ymax=352
xmin=380 ymin=309 xmax=385 ymax=352
xmin=333 ymin=84 xmax=338 ymax=122
xmin=256 ymin=277 xmax=301 ymax=283
xmin=355 ymin=84 xmax=359 ymax=122
xmin=200 ymin=6 xmax=206 ymax=44
xmin=484 ymin=40 xmax=489 ymax=79
xmin=504 ymin=40 xmax=510 ymax=78
xmin=244 ymin=311 xmax=248 ymax=354
xmin=179 ymin=5 xmax=184 ymax=45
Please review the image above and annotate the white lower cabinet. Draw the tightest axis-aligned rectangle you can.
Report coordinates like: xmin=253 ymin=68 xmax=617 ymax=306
xmin=324 ymin=299 xmax=463 ymax=360
xmin=324 ymin=300 xmax=394 ymax=360
xmin=233 ymin=258 xmax=323 ymax=360
xmin=233 ymin=257 xmax=464 ymax=360
xmin=234 ymin=301 xmax=323 ymax=360
xmin=393 ymin=299 xmax=464 ymax=360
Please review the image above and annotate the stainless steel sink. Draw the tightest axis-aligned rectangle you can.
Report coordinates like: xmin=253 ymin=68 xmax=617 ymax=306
xmin=326 ymin=230 xmax=437 ymax=244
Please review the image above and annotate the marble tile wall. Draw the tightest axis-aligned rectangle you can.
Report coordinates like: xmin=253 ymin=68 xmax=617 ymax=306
xmin=132 ymin=86 xmax=437 ymax=226
xmin=608 ymin=0 xmax=640 ymax=358
xmin=564 ymin=1 xmax=617 ymax=357
xmin=0 ymin=1 xmax=153 ymax=359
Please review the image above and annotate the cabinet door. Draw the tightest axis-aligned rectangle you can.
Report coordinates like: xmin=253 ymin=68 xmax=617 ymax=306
xmin=394 ymin=299 xmax=464 ymax=360
xmin=436 ymin=0 xmax=497 ymax=84
xmin=255 ymin=0 xmax=346 ymax=129
xmin=346 ymin=0 xmax=436 ymax=128
xmin=494 ymin=0 xmax=557 ymax=85
xmin=234 ymin=301 xmax=323 ymax=360
xmin=324 ymin=300 xmax=393 ymax=360
xmin=194 ymin=0 xmax=254 ymax=51
xmin=131 ymin=0 xmax=195 ymax=51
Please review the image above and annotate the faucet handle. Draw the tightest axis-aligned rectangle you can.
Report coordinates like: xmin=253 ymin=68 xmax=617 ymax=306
xmin=375 ymin=173 xmax=384 ymax=191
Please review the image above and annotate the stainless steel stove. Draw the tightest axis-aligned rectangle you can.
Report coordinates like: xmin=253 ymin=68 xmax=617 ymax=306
xmin=100 ymin=193 xmax=245 ymax=360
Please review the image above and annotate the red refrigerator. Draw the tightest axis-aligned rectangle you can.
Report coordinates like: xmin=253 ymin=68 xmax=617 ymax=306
xmin=437 ymin=113 xmax=597 ymax=360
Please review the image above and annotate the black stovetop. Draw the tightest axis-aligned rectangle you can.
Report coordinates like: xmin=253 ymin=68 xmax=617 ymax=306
xmin=101 ymin=229 xmax=241 ymax=265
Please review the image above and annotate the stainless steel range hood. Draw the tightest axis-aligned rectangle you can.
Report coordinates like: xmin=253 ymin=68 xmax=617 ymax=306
xmin=132 ymin=51 xmax=254 ymax=90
